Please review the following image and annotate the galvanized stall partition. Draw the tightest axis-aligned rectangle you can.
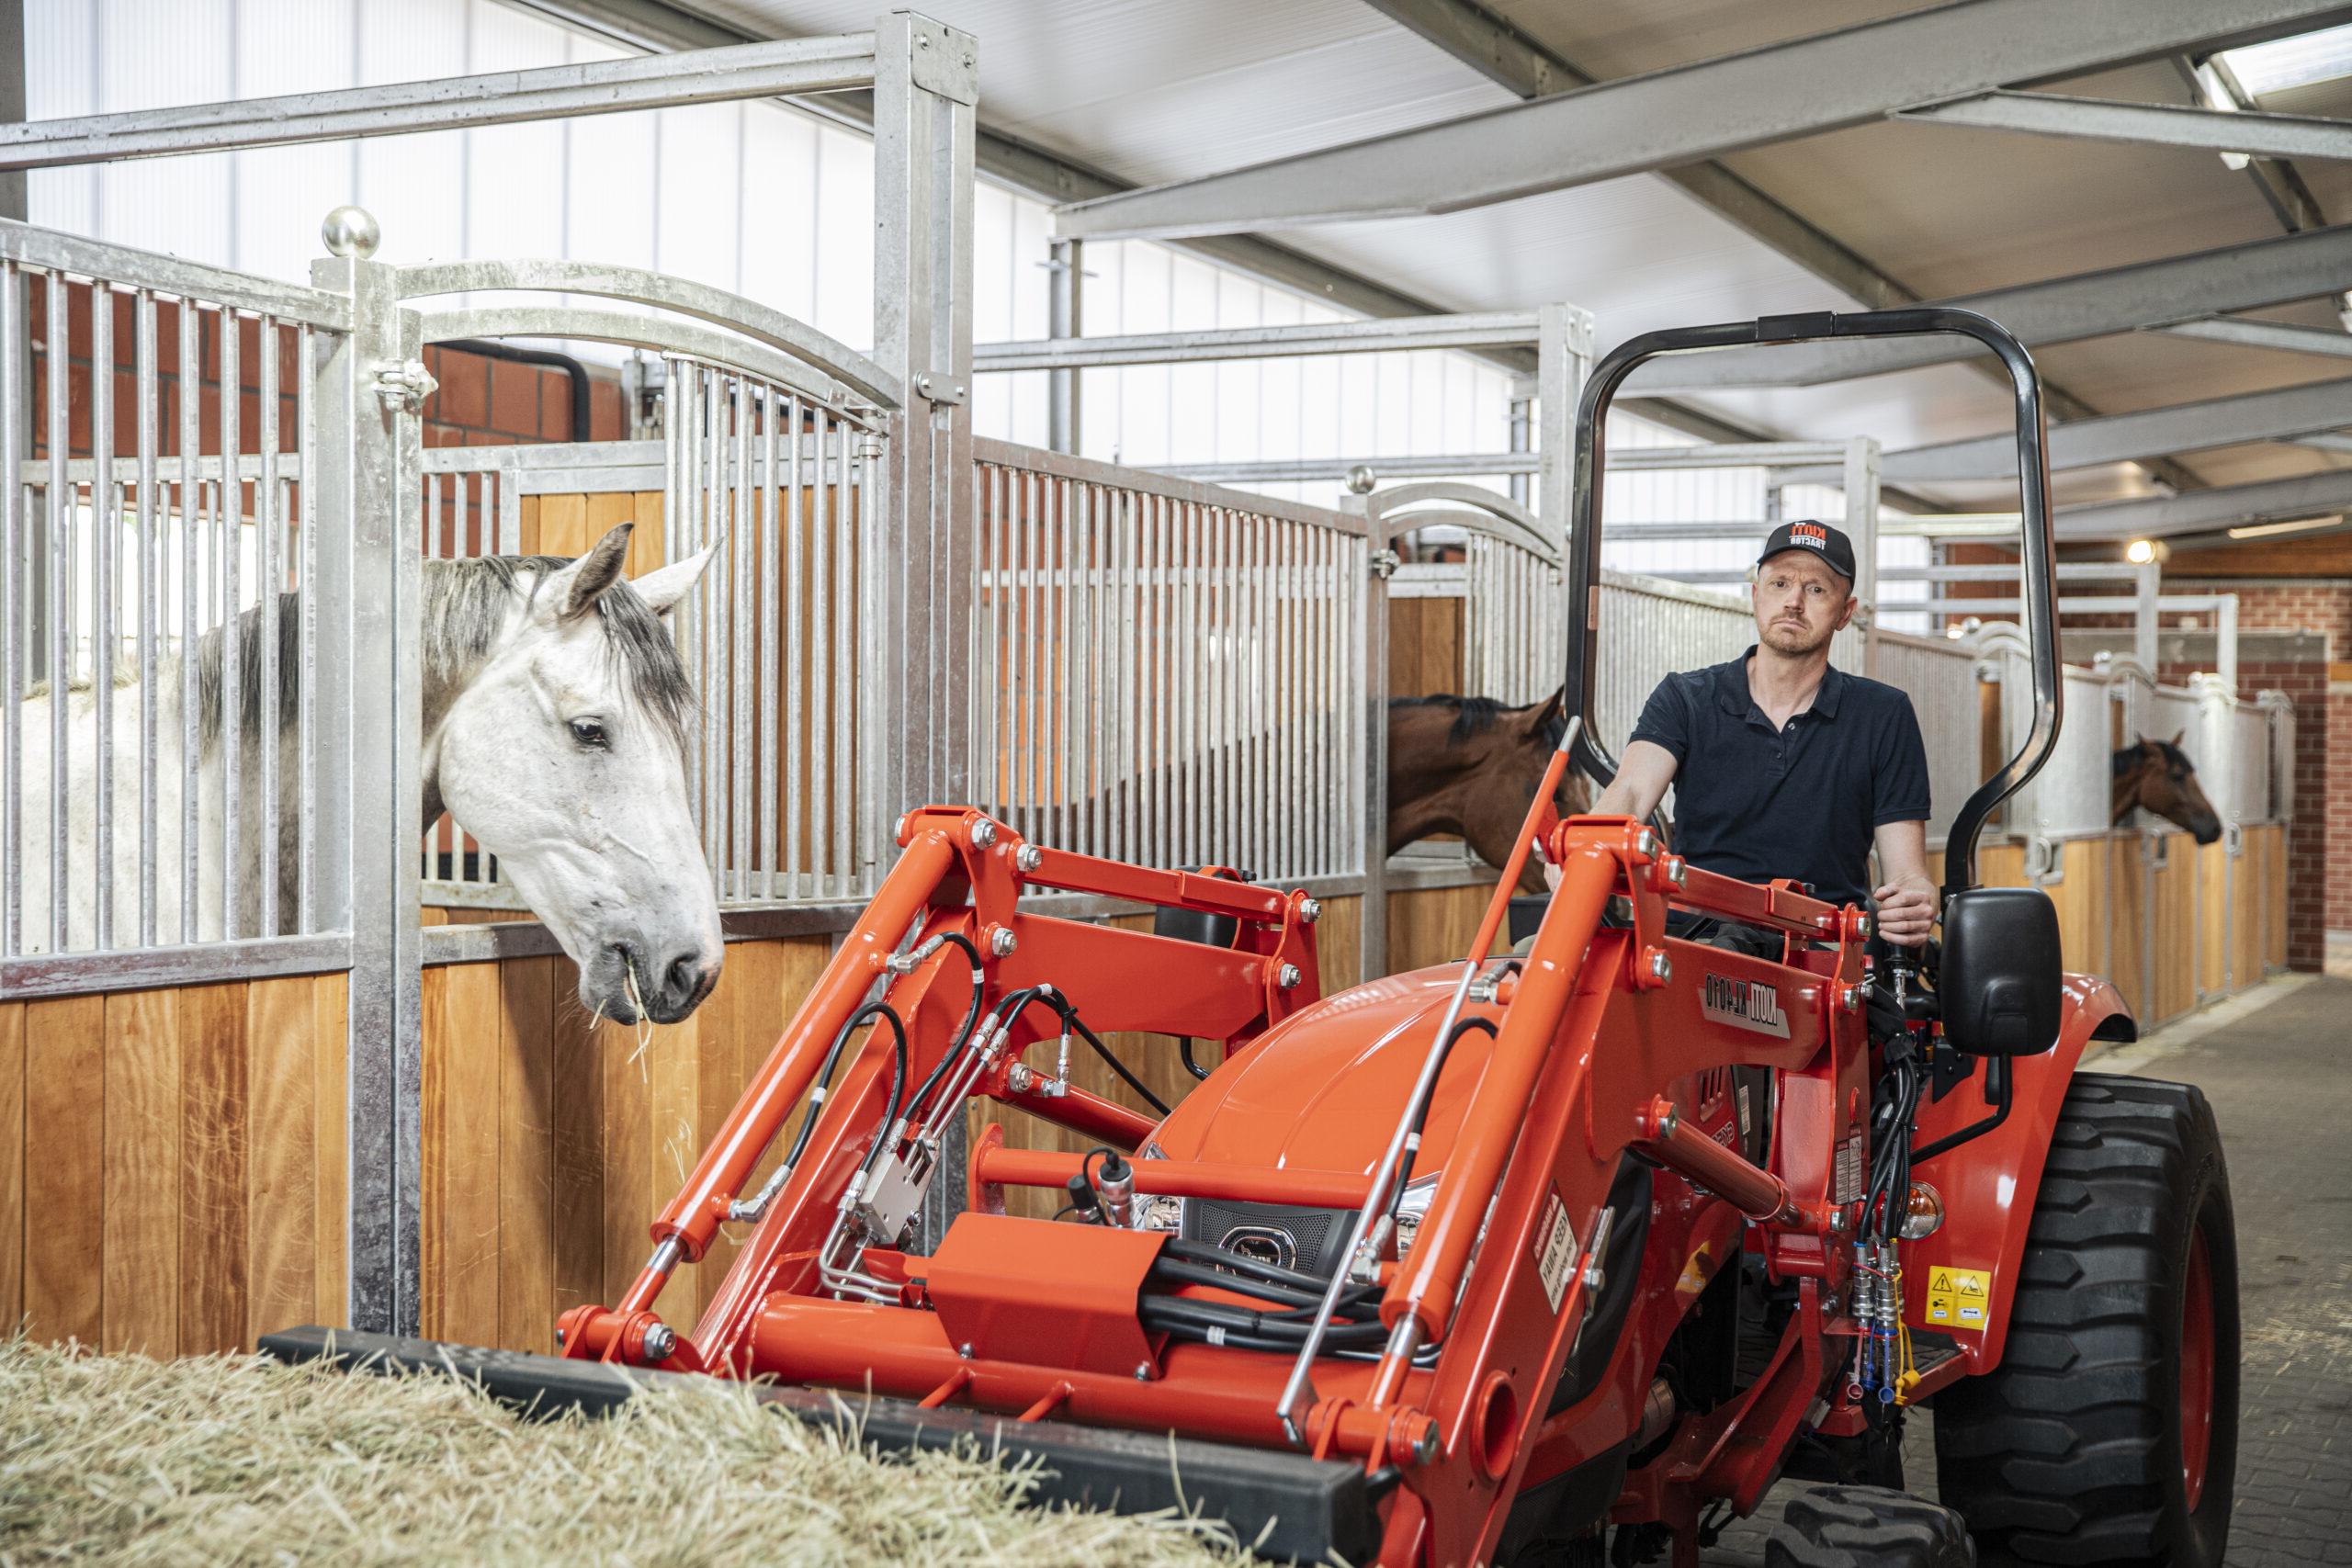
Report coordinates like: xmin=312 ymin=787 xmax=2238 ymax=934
xmin=0 ymin=11 xmax=974 ymax=1341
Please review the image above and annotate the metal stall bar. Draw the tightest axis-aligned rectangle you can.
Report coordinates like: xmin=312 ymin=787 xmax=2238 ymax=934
xmin=0 ymin=37 xmax=882 ymax=169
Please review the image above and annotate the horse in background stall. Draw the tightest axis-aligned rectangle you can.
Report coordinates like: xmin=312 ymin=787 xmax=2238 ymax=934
xmin=15 ymin=523 xmax=726 ymax=1024
xmin=1387 ymin=689 xmax=1588 ymax=893
xmin=2113 ymin=733 xmax=2223 ymax=845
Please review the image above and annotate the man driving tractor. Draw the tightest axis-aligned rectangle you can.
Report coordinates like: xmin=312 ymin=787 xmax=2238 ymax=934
xmin=1547 ymin=519 xmax=1938 ymax=948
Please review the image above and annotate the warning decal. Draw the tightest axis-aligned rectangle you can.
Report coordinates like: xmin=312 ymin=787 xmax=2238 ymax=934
xmin=1533 ymin=1190 xmax=1577 ymax=1314
xmin=1923 ymin=1266 xmax=1992 ymax=1329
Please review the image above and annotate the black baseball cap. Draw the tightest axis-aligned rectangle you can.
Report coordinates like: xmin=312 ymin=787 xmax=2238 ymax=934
xmin=1756 ymin=519 xmax=1856 ymax=583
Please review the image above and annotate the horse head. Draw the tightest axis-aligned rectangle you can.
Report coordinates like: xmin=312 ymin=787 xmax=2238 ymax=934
xmin=2112 ymin=731 xmax=2222 ymax=846
xmin=426 ymin=525 xmax=725 ymax=1024
xmin=1386 ymin=687 xmax=1588 ymax=893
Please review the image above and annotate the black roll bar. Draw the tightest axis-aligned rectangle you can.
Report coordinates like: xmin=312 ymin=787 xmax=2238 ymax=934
xmin=1561 ymin=306 xmax=2060 ymax=903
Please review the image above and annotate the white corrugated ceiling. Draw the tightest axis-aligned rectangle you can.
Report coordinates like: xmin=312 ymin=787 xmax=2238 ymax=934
xmin=694 ymin=0 xmax=2352 ymax=514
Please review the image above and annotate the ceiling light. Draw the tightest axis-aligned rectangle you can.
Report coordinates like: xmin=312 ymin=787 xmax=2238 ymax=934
xmin=2225 ymin=513 xmax=2342 ymax=539
xmin=2125 ymin=538 xmax=2157 ymax=564
xmin=2221 ymin=22 xmax=2352 ymax=97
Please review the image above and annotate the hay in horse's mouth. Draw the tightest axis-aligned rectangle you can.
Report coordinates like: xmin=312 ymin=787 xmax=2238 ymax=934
xmin=0 ymin=1337 xmax=1242 ymax=1565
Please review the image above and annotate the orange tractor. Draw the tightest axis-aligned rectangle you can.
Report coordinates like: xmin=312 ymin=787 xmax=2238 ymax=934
xmin=274 ymin=309 xmax=2237 ymax=1566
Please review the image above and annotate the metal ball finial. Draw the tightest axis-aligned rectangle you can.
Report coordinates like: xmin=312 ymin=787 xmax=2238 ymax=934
xmin=321 ymin=205 xmax=381 ymax=259
xmin=1345 ymin=464 xmax=1377 ymax=495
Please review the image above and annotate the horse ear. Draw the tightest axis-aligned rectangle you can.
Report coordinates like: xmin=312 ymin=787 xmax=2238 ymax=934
xmin=628 ymin=533 xmax=723 ymax=617
xmin=1524 ymin=686 xmax=1566 ymax=740
xmin=540 ymin=524 xmax=634 ymax=623
xmin=2168 ymin=728 xmax=2186 ymax=749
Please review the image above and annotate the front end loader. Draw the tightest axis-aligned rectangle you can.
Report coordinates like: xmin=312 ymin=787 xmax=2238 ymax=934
xmin=272 ymin=307 xmax=2237 ymax=1567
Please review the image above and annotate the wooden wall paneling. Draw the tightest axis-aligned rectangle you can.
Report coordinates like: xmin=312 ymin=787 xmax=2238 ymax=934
xmin=0 ymin=1002 xmax=21 ymax=1332
xmin=426 ymin=962 xmax=502 ymax=1346
xmin=2154 ymin=838 xmax=2197 ymax=1025
xmin=2108 ymin=837 xmax=2149 ymax=1024
xmin=243 ymin=977 xmax=317 ymax=1350
xmin=2264 ymin=825 xmax=2288 ymax=971
xmin=516 ymin=494 xmax=540 ymax=555
xmin=2052 ymin=840 xmax=2103 ymax=976
xmin=600 ymin=1010 xmax=654 ymax=1313
xmin=695 ymin=940 xmax=763 ymax=1323
xmin=548 ymin=979 xmax=605 ymax=1330
xmin=497 ymin=956 xmax=560 ymax=1355
xmin=624 ymin=491 xmax=663 ymax=566
xmin=644 ymin=1006 xmax=705 ymax=1325
xmin=100 ymin=987 xmax=177 ymax=1355
xmin=2199 ymin=840 xmax=2227 ymax=1001
xmin=24 ymin=995 xmax=102 ymax=1347
xmin=1387 ymin=884 xmax=1486 ymax=975
xmin=312 ymin=973 xmax=348 ymax=1326
xmin=1312 ymin=894 xmax=1362 ymax=991
xmin=536 ymin=492 xmax=591 ymax=558
xmin=177 ymin=982 xmax=247 ymax=1354
xmin=2232 ymin=841 xmax=2263 ymax=993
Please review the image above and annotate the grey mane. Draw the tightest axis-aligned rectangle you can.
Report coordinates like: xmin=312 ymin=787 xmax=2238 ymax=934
xmin=195 ymin=555 xmax=694 ymax=750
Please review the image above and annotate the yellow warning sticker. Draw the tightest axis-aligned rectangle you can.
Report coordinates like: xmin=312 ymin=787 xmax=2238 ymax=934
xmin=1923 ymin=1266 xmax=1991 ymax=1330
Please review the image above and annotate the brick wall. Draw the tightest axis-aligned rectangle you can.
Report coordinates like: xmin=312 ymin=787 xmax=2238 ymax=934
xmin=2166 ymin=579 xmax=2352 ymax=965
xmin=23 ymin=274 xmax=628 ymax=464
xmin=420 ymin=344 xmax=628 ymax=450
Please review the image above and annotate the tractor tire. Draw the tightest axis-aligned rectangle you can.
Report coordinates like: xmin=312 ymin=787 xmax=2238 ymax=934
xmin=1931 ymin=1074 xmax=2238 ymax=1567
xmin=1763 ymin=1485 xmax=1975 ymax=1567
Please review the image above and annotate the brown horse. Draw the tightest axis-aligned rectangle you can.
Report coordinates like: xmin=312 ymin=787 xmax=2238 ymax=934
xmin=2112 ymin=733 xmax=2222 ymax=844
xmin=1388 ymin=690 xmax=1589 ymax=892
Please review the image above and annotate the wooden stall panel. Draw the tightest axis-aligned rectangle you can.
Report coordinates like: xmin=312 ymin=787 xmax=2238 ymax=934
xmin=2262 ymin=824 xmax=2287 ymax=972
xmin=101 ymin=988 xmax=179 ymax=1356
xmin=417 ymin=932 xmax=838 ymax=1352
xmin=1389 ymin=597 xmax=1464 ymax=699
xmin=23 ymin=996 xmax=101 ymax=1348
xmin=0 ymin=1004 xmax=19 ymax=1335
xmin=2108 ymin=836 xmax=2150 ymax=1025
xmin=2151 ymin=835 xmax=2199 ymax=1026
xmin=2199 ymin=840 xmax=2228 ymax=1002
xmin=1387 ymin=883 xmax=1488 ymax=975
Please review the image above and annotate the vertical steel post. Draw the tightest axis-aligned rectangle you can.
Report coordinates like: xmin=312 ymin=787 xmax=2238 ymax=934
xmin=1843 ymin=434 xmax=1881 ymax=679
xmin=2133 ymin=560 xmax=2160 ymax=671
xmin=1507 ymin=378 xmax=1532 ymax=509
xmin=877 ymin=9 xmax=978 ymax=1253
xmin=1358 ymin=496 xmax=1390 ymax=986
xmin=312 ymin=222 xmax=423 ymax=1335
xmin=1047 ymin=237 xmax=1082 ymax=455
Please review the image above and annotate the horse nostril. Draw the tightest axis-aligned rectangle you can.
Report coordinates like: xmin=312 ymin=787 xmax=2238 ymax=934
xmin=663 ymin=953 xmax=705 ymax=1006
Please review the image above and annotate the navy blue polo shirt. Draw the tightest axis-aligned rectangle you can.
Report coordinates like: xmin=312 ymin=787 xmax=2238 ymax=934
xmin=1629 ymin=649 xmax=1929 ymax=908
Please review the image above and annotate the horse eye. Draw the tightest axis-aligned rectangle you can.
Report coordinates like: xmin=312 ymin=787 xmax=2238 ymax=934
xmin=569 ymin=718 xmax=609 ymax=750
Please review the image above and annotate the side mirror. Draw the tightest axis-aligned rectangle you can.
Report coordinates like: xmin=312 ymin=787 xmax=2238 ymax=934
xmin=1938 ymin=886 xmax=2062 ymax=1056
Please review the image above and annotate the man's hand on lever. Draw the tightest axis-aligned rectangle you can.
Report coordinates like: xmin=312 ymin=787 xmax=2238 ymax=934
xmin=1871 ymin=819 xmax=1936 ymax=948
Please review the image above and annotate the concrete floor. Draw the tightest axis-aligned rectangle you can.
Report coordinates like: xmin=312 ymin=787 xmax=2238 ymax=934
xmin=1702 ymin=970 xmax=2352 ymax=1564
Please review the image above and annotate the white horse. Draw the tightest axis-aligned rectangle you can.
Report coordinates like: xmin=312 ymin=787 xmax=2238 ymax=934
xmin=15 ymin=523 xmax=726 ymax=1024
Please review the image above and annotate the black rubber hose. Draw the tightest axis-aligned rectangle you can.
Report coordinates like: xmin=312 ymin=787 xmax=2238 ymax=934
xmin=1056 ymin=1001 xmax=1172 ymax=1118
xmin=1180 ymin=1038 xmax=1212 ymax=1081
xmin=854 ymin=1004 xmax=912 ymax=1180
xmin=1163 ymin=1237 xmax=1353 ymax=1298
xmin=896 ymin=931 xmax=989 ymax=1125
xmin=783 ymin=1000 xmax=905 ymax=1176
xmin=1385 ymin=1015 xmax=1498 ymax=1227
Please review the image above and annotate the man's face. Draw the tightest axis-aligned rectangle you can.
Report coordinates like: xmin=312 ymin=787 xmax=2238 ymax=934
xmin=1752 ymin=549 xmax=1856 ymax=656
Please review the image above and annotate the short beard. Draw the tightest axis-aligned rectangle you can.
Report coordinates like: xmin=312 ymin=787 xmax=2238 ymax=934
xmin=1760 ymin=620 xmax=1835 ymax=657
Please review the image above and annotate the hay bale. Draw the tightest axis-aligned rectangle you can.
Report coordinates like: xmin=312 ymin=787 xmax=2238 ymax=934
xmin=0 ymin=1338 xmax=1246 ymax=1565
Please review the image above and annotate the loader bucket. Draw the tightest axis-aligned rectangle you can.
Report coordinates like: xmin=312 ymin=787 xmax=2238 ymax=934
xmin=260 ymin=1326 xmax=1378 ymax=1564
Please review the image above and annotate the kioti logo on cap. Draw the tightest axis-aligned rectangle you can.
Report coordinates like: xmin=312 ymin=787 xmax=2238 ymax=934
xmin=1757 ymin=519 xmax=1857 ymax=582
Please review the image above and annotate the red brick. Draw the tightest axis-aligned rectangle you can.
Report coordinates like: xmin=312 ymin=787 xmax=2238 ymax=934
xmin=538 ymin=369 xmax=573 ymax=442
xmin=435 ymin=350 xmax=489 ymax=428
xmin=489 ymin=359 xmax=540 ymax=438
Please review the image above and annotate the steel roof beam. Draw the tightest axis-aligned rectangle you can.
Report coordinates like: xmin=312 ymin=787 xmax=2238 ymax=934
xmin=1786 ymin=376 xmax=2352 ymax=483
xmin=2158 ymin=317 xmax=2352 ymax=357
xmin=2054 ymin=467 xmax=2352 ymax=540
xmin=1896 ymin=90 xmax=2352 ymax=162
xmin=1056 ymin=0 xmax=2352 ymax=240
xmin=1624 ymin=222 xmax=2352 ymax=391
